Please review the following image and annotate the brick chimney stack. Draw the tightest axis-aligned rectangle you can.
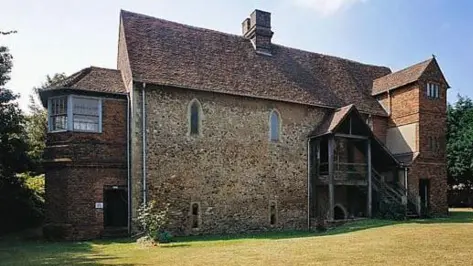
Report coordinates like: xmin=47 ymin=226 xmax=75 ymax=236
xmin=242 ymin=10 xmax=274 ymax=55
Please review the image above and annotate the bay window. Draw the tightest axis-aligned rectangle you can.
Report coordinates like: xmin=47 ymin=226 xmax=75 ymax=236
xmin=49 ymin=96 xmax=68 ymax=132
xmin=48 ymin=95 xmax=102 ymax=133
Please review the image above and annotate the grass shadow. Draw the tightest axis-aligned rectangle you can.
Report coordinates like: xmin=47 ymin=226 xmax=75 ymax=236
xmin=410 ymin=209 xmax=473 ymax=224
xmin=174 ymin=219 xmax=400 ymax=244
xmin=175 ymin=209 xmax=473 ymax=244
xmin=0 ymin=239 xmax=134 ymax=266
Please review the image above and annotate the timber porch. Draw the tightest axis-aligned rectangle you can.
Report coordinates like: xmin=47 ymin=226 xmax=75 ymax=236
xmin=308 ymin=105 xmax=420 ymax=221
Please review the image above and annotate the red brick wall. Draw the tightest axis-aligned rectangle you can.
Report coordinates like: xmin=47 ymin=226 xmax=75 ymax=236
xmin=44 ymin=97 xmax=128 ymax=240
xmin=372 ymin=115 xmax=388 ymax=144
xmin=381 ymin=62 xmax=448 ymax=214
xmin=388 ymin=84 xmax=420 ymax=127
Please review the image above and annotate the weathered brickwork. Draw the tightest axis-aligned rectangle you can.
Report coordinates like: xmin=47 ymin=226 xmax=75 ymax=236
xmin=388 ymin=84 xmax=420 ymax=127
xmin=134 ymin=85 xmax=331 ymax=235
xmin=379 ymin=62 xmax=448 ymax=215
xmin=44 ymin=98 xmax=128 ymax=240
xmin=371 ymin=115 xmax=388 ymax=144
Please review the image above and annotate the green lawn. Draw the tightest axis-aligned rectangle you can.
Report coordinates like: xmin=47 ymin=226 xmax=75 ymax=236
xmin=1 ymin=209 xmax=473 ymax=265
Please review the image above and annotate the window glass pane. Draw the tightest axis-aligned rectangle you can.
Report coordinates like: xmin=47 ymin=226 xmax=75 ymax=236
xmin=49 ymin=97 xmax=68 ymax=131
xmin=270 ymin=111 xmax=280 ymax=141
xmin=190 ymin=102 xmax=199 ymax=135
xmin=73 ymin=114 xmax=99 ymax=132
xmin=51 ymin=115 xmax=67 ymax=131
xmin=73 ymin=98 xmax=99 ymax=116
xmin=50 ymin=97 xmax=67 ymax=115
xmin=72 ymin=97 xmax=100 ymax=132
xmin=427 ymin=84 xmax=431 ymax=97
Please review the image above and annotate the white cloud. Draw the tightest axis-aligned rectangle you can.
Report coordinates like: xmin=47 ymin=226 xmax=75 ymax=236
xmin=292 ymin=0 xmax=368 ymax=16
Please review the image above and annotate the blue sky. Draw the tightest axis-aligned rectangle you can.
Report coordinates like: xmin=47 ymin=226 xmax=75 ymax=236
xmin=2 ymin=0 xmax=472 ymax=111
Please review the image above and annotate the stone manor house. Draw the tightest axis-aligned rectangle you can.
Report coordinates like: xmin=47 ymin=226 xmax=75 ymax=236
xmin=39 ymin=9 xmax=449 ymax=240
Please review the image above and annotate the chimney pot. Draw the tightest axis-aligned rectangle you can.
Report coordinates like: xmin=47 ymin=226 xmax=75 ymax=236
xmin=242 ymin=10 xmax=273 ymax=55
xmin=242 ymin=18 xmax=251 ymax=36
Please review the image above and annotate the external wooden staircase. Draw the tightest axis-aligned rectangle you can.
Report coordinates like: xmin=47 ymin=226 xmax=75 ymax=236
xmin=372 ymin=170 xmax=420 ymax=218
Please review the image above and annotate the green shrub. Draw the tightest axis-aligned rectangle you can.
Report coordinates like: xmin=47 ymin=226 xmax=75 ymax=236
xmin=156 ymin=231 xmax=173 ymax=243
xmin=24 ymin=174 xmax=45 ymax=198
xmin=377 ymin=201 xmax=406 ymax=220
xmin=135 ymin=201 xmax=172 ymax=244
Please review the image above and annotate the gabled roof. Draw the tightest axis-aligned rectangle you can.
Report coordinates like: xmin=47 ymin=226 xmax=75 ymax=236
xmin=311 ymin=104 xmax=355 ymax=137
xmin=120 ymin=10 xmax=392 ymax=116
xmin=310 ymin=104 xmax=401 ymax=169
xmin=44 ymin=66 xmax=127 ymax=95
xmin=372 ymin=58 xmax=449 ymax=96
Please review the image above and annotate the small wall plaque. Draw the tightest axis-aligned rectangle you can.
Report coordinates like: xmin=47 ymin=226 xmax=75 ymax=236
xmin=95 ymin=202 xmax=104 ymax=209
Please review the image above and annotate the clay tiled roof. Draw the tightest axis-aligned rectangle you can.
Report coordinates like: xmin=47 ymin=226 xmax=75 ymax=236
xmin=312 ymin=104 xmax=355 ymax=137
xmin=44 ymin=67 xmax=127 ymax=94
xmin=120 ymin=10 xmax=392 ymax=116
xmin=372 ymin=59 xmax=433 ymax=96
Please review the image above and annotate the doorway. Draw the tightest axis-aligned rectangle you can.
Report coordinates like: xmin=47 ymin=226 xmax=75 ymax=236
xmin=104 ymin=187 xmax=128 ymax=228
xmin=419 ymin=179 xmax=430 ymax=214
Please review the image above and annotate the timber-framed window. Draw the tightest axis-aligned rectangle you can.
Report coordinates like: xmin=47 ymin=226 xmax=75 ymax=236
xmin=48 ymin=96 xmax=68 ymax=132
xmin=426 ymin=83 xmax=440 ymax=99
xmin=48 ymin=95 xmax=102 ymax=133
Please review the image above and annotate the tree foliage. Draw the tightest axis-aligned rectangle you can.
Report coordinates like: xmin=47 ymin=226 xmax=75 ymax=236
xmin=25 ymin=73 xmax=66 ymax=174
xmin=447 ymin=95 xmax=473 ymax=190
xmin=0 ymin=43 xmax=44 ymax=234
xmin=0 ymin=47 xmax=29 ymax=182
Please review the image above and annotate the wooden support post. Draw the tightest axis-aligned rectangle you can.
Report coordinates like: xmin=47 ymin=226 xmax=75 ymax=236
xmin=328 ymin=136 xmax=335 ymax=221
xmin=367 ymin=139 xmax=372 ymax=218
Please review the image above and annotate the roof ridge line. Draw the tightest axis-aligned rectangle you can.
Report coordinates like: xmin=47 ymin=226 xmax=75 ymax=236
xmin=374 ymin=57 xmax=433 ymax=81
xmin=121 ymin=9 xmax=245 ymax=40
xmin=121 ymin=9 xmax=389 ymax=69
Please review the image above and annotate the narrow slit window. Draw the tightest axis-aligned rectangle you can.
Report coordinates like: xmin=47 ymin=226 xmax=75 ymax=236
xmin=270 ymin=110 xmax=280 ymax=142
xmin=191 ymin=203 xmax=200 ymax=229
xmin=269 ymin=201 xmax=277 ymax=225
xmin=189 ymin=100 xmax=201 ymax=136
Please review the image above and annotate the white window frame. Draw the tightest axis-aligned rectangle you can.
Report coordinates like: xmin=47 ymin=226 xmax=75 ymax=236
xmin=426 ymin=83 xmax=440 ymax=99
xmin=47 ymin=95 xmax=68 ymax=133
xmin=47 ymin=95 xmax=102 ymax=133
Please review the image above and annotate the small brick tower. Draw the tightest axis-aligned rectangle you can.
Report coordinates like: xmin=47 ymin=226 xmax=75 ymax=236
xmin=374 ymin=57 xmax=449 ymax=214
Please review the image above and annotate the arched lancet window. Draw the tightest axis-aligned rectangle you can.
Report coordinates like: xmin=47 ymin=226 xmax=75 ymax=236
xmin=269 ymin=110 xmax=281 ymax=141
xmin=189 ymin=99 xmax=202 ymax=136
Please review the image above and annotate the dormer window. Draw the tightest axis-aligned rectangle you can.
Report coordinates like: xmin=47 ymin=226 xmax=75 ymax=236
xmin=426 ymin=83 xmax=440 ymax=99
xmin=48 ymin=95 xmax=102 ymax=133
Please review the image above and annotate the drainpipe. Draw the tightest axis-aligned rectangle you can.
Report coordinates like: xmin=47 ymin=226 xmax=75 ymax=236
xmin=306 ymin=138 xmax=311 ymax=230
xmin=126 ymin=93 xmax=131 ymax=235
xmin=142 ymin=83 xmax=147 ymax=206
xmin=404 ymin=167 xmax=408 ymax=196
xmin=306 ymin=135 xmax=318 ymax=230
